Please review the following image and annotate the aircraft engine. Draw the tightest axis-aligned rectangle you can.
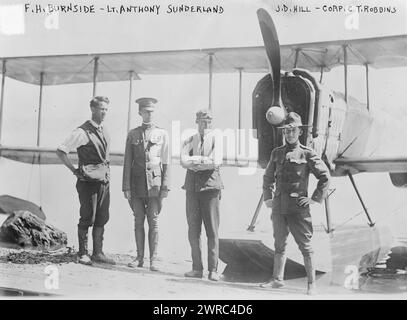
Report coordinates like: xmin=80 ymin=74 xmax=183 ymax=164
xmin=252 ymin=71 xmax=319 ymax=169
xmin=252 ymin=74 xmax=280 ymax=169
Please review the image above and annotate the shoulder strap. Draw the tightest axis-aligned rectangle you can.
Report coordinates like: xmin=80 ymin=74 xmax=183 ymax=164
xmin=83 ymin=129 xmax=107 ymax=164
xmin=81 ymin=121 xmax=108 ymax=150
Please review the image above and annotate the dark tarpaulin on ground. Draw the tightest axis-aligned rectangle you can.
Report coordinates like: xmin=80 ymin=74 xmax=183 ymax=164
xmin=0 ymin=195 xmax=46 ymax=220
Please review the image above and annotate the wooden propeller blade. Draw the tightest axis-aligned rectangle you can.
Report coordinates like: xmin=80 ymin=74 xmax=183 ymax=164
xmin=257 ymin=8 xmax=281 ymax=107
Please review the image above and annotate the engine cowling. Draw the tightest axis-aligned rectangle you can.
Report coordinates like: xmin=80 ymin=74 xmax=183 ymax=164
xmin=389 ymin=173 xmax=407 ymax=188
xmin=252 ymin=71 xmax=318 ymax=169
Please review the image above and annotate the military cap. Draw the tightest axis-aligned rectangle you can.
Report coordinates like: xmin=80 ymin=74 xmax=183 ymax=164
xmin=196 ymin=109 xmax=213 ymax=120
xmin=278 ymin=112 xmax=310 ymax=129
xmin=136 ymin=97 xmax=157 ymax=111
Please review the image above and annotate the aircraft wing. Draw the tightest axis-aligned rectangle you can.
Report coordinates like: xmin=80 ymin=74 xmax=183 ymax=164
xmin=280 ymin=34 xmax=407 ymax=72
xmin=0 ymin=146 xmax=257 ymax=167
xmin=1 ymin=34 xmax=407 ymax=85
xmin=1 ymin=47 xmax=269 ymax=86
xmin=334 ymin=156 xmax=407 ymax=174
xmin=0 ymin=146 xmax=125 ymax=166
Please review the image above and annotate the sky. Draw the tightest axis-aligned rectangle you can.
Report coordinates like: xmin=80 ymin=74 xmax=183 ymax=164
xmin=1 ymin=0 xmax=407 ymax=257
xmin=1 ymin=0 xmax=407 ymax=56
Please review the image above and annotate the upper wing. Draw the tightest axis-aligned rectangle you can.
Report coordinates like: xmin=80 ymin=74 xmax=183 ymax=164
xmin=334 ymin=156 xmax=407 ymax=174
xmin=1 ymin=34 xmax=407 ymax=85
xmin=280 ymin=34 xmax=407 ymax=72
xmin=1 ymin=47 xmax=269 ymax=86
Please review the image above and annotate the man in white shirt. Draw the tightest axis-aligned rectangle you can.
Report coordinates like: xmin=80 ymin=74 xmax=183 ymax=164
xmin=181 ymin=109 xmax=223 ymax=281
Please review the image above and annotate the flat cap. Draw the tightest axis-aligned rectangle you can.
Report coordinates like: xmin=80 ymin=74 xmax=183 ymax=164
xmin=136 ymin=97 xmax=157 ymax=111
xmin=196 ymin=109 xmax=213 ymax=120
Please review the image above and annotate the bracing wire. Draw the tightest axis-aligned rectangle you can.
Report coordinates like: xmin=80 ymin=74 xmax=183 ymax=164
xmin=332 ymin=210 xmax=364 ymax=232
xmin=63 ymin=57 xmax=96 ymax=84
xmin=182 ymin=54 xmax=210 ymax=74
xmin=333 ymin=199 xmax=407 ymax=232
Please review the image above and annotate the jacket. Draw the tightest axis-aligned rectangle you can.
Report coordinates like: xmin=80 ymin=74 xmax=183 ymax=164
xmin=122 ymin=124 xmax=170 ymax=197
xmin=263 ymin=142 xmax=330 ymax=215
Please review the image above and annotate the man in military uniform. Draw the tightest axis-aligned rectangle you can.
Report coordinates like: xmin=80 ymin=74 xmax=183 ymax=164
xmin=122 ymin=97 xmax=170 ymax=271
xmin=180 ymin=109 xmax=223 ymax=281
xmin=261 ymin=112 xmax=330 ymax=295
xmin=56 ymin=96 xmax=115 ymax=266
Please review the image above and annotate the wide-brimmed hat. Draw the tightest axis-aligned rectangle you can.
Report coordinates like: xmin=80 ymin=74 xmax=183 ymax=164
xmin=278 ymin=112 xmax=310 ymax=129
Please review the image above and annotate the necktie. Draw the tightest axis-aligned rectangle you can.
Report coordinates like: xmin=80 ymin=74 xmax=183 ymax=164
xmin=200 ymin=135 xmax=205 ymax=156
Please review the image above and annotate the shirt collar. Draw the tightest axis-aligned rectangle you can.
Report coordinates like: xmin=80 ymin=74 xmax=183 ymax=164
xmin=142 ymin=122 xmax=154 ymax=130
xmin=285 ymin=141 xmax=300 ymax=151
xmin=89 ymin=119 xmax=103 ymax=131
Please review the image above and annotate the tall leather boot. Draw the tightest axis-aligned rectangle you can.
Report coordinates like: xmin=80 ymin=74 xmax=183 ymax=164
xmin=148 ymin=228 xmax=159 ymax=271
xmin=91 ymin=226 xmax=116 ymax=265
xmin=77 ymin=227 xmax=92 ymax=265
xmin=260 ymin=253 xmax=286 ymax=288
xmin=272 ymin=253 xmax=286 ymax=288
xmin=303 ymin=255 xmax=316 ymax=295
xmin=128 ymin=228 xmax=145 ymax=268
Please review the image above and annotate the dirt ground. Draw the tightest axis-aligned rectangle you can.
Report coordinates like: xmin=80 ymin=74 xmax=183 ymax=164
xmin=1 ymin=247 xmax=406 ymax=300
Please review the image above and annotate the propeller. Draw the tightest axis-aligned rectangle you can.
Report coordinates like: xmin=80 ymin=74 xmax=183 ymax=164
xmin=257 ymin=8 xmax=285 ymax=126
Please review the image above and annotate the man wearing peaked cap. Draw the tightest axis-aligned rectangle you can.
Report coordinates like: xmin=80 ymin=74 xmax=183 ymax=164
xmin=261 ymin=112 xmax=330 ymax=295
xmin=135 ymin=97 xmax=157 ymax=111
xmin=122 ymin=97 xmax=170 ymax=272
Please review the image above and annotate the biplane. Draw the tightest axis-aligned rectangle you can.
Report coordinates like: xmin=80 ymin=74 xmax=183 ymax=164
xmin=1 ymin=6 xmax=407 ymax=286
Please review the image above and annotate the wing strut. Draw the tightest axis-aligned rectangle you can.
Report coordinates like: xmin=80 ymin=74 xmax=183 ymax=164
xmin=92 ymin=56 xmax=99 ymax=97
xmin=237 ymin=67 xmax=243 ymax=154
xmin=208 ymin=53 xmax=214 ymax=110
xmin=343 ymin=45 xmax=348 ymax=103
xmin=247 ymin=193 xmax=263 ymax=232
xmin=0 ymin=60 xmax=6 ymax=144
xmin=324 ymin=197 xmax=332 ymax=233
xmin=323 ymin=189 xmax=336 ymax=233
xmin=348 ymin=173 xmax=375 ymax=227
xmin=319 ymin=66 xmax=324 ymax=83
xmin=294 ymin=48 xmax=300 ymax=68
xmin=365 ymin=63 xmax=370 ymax=111
xmin=36 ymin=72 xmax=44 ymax=147
xmin=127 ymin=71 xmax=135 ymax=133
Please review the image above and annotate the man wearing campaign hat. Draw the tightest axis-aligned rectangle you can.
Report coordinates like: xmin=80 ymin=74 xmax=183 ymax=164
xmin=180 ymin=109 xmax=223 ymax=281
xmin=122 ymin=97 xmax=170 ymax=271
xmin=261 ymin=112 xmax=330 ymax=295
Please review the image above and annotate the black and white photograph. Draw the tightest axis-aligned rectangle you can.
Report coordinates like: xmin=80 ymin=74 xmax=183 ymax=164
xmin=0 ymin=0 xmax=407 ymax=303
